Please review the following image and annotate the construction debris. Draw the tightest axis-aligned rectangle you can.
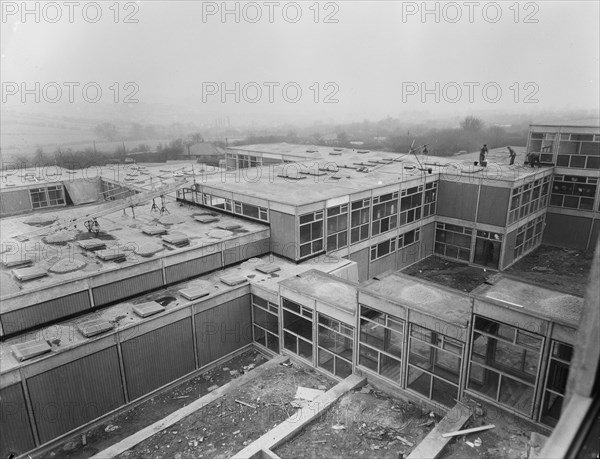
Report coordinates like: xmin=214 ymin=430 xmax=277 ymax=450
xmin=235 ymin=399 xmax=257 ymax=409
xmin=441 ymin=424 xmax=495 ymax=438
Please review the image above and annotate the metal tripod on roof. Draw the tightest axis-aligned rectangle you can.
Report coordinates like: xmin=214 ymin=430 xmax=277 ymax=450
xmin=159 ymin=195 xmax=169 ymax=215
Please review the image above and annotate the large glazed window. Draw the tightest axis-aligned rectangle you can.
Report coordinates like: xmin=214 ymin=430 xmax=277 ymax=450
xmin=468 ymin=316 xmax=543 ymax=417
xmin=252 ymin=295 xmax=280 ymax=353
xmin=350 ymin=198 xmax=370 ymax=244
xmin=317 ymin=314 xmax=354 ymax=378
xmin=407 ymin=324 xmax=463 ymax=407
xmin=299 ymin=211 xmax=324 ymax=258
xmin=371 ymin=192 xmax=398 ymax=236
xmin=357 ymin=305 xmax=404 ymax=383
xmin=326 ymin=204 xmax=349 ymax=251
xmin=540 ymin=341 xmax=573 ymax=427
xmin=282 ymin=298 xmax=313 ymax=362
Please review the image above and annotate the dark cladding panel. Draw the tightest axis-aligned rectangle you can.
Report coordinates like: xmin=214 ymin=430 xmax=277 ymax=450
xmin=164 ymin=253 xmax=222 ymax=285
xmin=0 ymin=383 xmax=36 ymax=458
xmin=477 ymin=186 xmax=510 ymax=226
xmin=502 ymin=228 xmax=518 ymax=269
xmin=195 ymin=295 xmax=252 ymax=367
xmin=269 ymin=210 xmax=297 ymax=259
xmin=420 ymin=222 xmax=436 ymax=260
xmin=437 ymin=181 xmax=478 ymax=221
xmin=590 ymin=219 xmax=599 ymax=251
xmin=348 ymin=247 xmax=369 ymax=282
xmin=543 ymin=213 xmax=592 ymax=250
xmin=27 ymin=347 xmax=124 ymax=444
xmin=369 ymin=252 xmax=396 ymax=279
xmin=397 ymin=243 xmax=421 ymax=270
xmin=93 ymin=270 xmax=163 ymax=306
xmin=1 ymin=290 xmax=91 ymax=335
xmin=223 ymin=238 xmax=270 ymax=267
xmin=0 ymin=189 xmax=32 ymax=215
xmin=121 ymin=318 xmax=196 ymax=401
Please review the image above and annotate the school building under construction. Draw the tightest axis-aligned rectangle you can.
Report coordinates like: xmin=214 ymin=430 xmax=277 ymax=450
xmin=0 ymin=120 xmax=598 ymax=458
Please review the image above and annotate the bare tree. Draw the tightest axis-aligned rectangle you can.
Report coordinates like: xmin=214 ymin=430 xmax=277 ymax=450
xmin=460 ymin=116 xmax=485 ymax=132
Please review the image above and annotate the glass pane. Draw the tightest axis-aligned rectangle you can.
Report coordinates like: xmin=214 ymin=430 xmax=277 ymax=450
xmin=432 ymin=377 xmax=458 ymax=407
xmin=318 ymin=348 xmax=335 ymax=374
xmin=408 ymin=366 xmax=431 ymax=398
xmin=266 ymin=333 xmax=279 ymax=353
xmin=298 ymin=338 xmax=313 ymax=360
xmin=359 ymin=345 xmax=378 ymax=372
xmin=380 ymin=354 xmax=401 ymax=381
xmin=336 ymin=358 xmax=353 ymax=379
xmin=468 ymin=363 xmax=499 ymax=399
xmin=499 ymin=376 xmax=534 ymax=415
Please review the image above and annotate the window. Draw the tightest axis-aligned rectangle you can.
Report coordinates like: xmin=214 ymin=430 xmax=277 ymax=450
xmin=47 ymin=185 xmax=65 ymax=206
xmin=318 ymin=314 xmax=354 ymax=378
xmin=350 ymin=198 xmax=370 ymax=243
xmin=473 ymin=231 xmax=503 ymax=269
xmin=550 ymin=175 xmax=597 ymax=211
xmin=372 ymin=192 xmax=398 ymax=236
xmin=252 ymin=295 xmax=279 ymax=353
xmin=30 ymin=187 xmax=49 ymax=208
xmin=30 ymin=185 xmax=65 ymax=209
xmin=400 ymin=186 xmax=422 ymax=226
xmin=407 ymin=324 xmax=464 ymax=407
xmin=468 ymin=316 xmax=543 ymax=417
xmin=508 ymin=176 xmax=551 ymax=225
xmin=358 ymin=305 xmax=404 ymax=383
xmin=556 ymin=133 xmax=600 ymax=169
xmin=299 ymin=211 xmax=324 ymax=258
xmin=540 ymin=341 xmax=573 ymax=427
xmin=398 ymin=228 xmax=420 ymax=248
xmin=423 ymin=182 xmax=438 ymax=217
xmin=434 ymin=223 xmax=472 ymax=261
xmin=370 ymin=237 xmax=396 ymax=261
xmin=513 ymin=215 xmax=545 ymax=260
xmin=326 ymin=204 xmax=349 ymax=251
xmin=282 ymin=298 xmax=313 ymax=361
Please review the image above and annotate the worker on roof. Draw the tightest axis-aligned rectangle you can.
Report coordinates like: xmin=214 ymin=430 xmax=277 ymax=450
xmin=526 ymin=151 xmax=541 ymax=168
xmin=479 ymin=144 xmax=488 ymax=165
xmin=507 ymin=146 xmax=517 ymax=165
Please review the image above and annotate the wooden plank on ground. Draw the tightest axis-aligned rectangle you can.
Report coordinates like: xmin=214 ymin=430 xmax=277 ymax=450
xmin=89 ymin=355 xmax=287 ymax=459
xmin=406 ymin=403 xmax=472 ymax=459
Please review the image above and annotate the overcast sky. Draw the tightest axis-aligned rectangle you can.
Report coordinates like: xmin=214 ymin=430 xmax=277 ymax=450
xmin=2 ymin=1 xmax=599 ymax=125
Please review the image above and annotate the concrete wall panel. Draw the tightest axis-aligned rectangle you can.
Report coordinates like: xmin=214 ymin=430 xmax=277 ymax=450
xmin=93 ymin=270 xmax=163 ymax=306
xmin=121 ymin=318 xmax=195 ymax=400
xmin=1 ymin=290 xmax=91 ymax=335
xmin=543 ymin=212 xmax=592 ymax=250
xmin=0 ymin=383 xmax=36 ymax=458
xmin=269 ymin=210 xmax=297 ymax=259
xmin=0 ymin=189 xmax=31 ymax=215
xmin=27 ymin=347 xmax=124 ymax=443
xmin=477 ymin=186 xmax=510 ymax=226
xmin=437 ymin=181 xmax=478 ymax=221
xmin=195 ymin=295 xmax=252 ymax=367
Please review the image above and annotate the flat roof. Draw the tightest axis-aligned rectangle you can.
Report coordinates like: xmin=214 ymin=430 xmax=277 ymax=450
xmin=360 ymin=271 xmax=472 ymax=327
xmin=0 ymin=197 xmax=269 ymax=300
xmin=199 ymin=145 xmax=546 ymax=206
xmin=473 ymin=275 xmax=583 ymax=327
xmin=530 ymin=120 xmax=600 ymax=129
xmin=0 ymin=253 xmax=354 ymax=373
xmin=279 ymin=269 xmax=357 ymax=312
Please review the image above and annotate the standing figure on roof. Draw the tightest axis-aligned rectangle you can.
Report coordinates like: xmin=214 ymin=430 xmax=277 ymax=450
xmin=507 ymin=146 xmax=517 ymax=165
xmin=479 ymin=144 xmax=488 ymax=165
xmin=527 ymin=151 xmax=541 ymax=168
